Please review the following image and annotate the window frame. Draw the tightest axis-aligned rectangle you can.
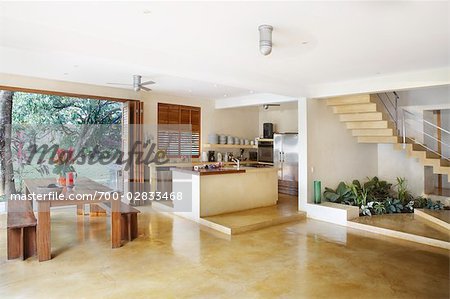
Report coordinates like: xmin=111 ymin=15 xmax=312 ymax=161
xmin=157 ymin=102 xmax=201 ymax=158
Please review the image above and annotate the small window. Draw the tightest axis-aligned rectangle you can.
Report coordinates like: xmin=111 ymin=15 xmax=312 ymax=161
xmin=157 ymin=103 xmax=201 ymax=158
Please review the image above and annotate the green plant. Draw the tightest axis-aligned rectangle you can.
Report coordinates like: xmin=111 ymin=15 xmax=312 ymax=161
xmin=364 ymin=176 xmax=392 ymax=202
xmin=360 ymin=203 xmax=372 ymax=216
xmin=372 ymin=201 xmax=387 ymax=215
xmin=323 ymin=182 xmax=352 ymax=203
xmin=426 ymin=199 xmax=444 ymax=210
xmin=384 ymin=198 xmax=403 ymax=213
xmin=349 ymin=181 xmax=368 ymax=206
xmin=405 ymin=200 xmax=414 ymax=212
xmin=395 ymin=177 xmax=413 ymax=205
xmin=413 ymin=196 xmax=428 ymax=208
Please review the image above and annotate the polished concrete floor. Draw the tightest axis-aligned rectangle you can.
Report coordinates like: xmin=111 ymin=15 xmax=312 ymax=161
xmin=421 ymin=209 xmax=450 ymax=224
xmin=351 ymin=213 xmax=450 ymax=242
xmin=0 ymin=206 xmax=449 ymax=298
xmin=203 ymin=194 xmax=306 ymax=234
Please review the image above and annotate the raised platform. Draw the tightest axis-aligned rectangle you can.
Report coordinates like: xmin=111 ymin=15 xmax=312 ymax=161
xmin=348 ymin=213 xmax=450 ymax=250
xmin=414 ymin=209 xmax=450 ymax=230
xmin=200 ymin=194 xmax=306 ymax=235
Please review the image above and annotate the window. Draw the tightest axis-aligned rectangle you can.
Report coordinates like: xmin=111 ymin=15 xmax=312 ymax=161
xmin=157 ymin=103 xmax=201 ymax=158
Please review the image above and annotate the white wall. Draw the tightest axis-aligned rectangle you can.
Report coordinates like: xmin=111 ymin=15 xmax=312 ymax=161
xmin=258 ymin=102 xmax=298 ymax=136
xmin=306 ymin=99 xmax=378 ymax=202
xmin=377 ymin=144 xmax=424 ymax=196
xmin=397 ymin=85 xmax=450 ymax=108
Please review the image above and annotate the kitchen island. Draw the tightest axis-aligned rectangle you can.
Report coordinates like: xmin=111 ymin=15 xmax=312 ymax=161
xmin=171 ymin=166 xmax=278 ymax=221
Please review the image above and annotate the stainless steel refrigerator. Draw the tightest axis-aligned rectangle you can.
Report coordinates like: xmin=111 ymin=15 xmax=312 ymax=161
xmin=273 ymin=133 xmax=298 ymax=182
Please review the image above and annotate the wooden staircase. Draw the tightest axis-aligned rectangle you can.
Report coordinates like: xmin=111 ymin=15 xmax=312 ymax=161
xmin=326 ymin=94 xmax=450 ymax=182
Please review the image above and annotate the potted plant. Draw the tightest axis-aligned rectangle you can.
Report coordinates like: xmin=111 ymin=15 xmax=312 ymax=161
xmin=52 ymin=148 xmax=75 ymax=186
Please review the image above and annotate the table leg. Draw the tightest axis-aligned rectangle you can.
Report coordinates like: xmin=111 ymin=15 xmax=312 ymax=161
xmin=77 ymin=204 xmax=84 ymax=215
xmin=37 ymin=201 xmax=51 ymax=261
xmin=111 ymin=199 xmax=121 ymax=248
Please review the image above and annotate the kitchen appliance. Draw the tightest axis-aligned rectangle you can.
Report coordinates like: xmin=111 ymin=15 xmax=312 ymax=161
xmin=263 ymin=123 xmax=274 ymax=139
xmin=208 ymin=151 xmax=216 ymax=162
xmin=273 ymin=133 xmax=298 ymax=182
xmin=258 ymin=140 xmax=273 ymax=163
xmin=249 ymin=151 xmax=258 ymax=161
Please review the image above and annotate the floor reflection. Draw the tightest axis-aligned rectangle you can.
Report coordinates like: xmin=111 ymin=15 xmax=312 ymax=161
xmin=0 ymin=204 xmax=448 ymax=298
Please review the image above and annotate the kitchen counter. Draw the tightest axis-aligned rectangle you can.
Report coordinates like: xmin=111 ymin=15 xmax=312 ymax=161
xmin=173 ymin=167 xmax=246 ymax=176
xmin=151 ymin=161 xmax=260 ymax=168
xmin=171 ymin=166 xmax=278 ymax=219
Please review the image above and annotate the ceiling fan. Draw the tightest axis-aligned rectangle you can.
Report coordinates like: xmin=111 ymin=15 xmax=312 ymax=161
xmin=107 ymin=75 xmax=155 ymax=92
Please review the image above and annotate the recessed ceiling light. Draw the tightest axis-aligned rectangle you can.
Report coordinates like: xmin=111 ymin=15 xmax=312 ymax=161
xmin=188 ymin=89 xmax=192 ymax=93
xmin=249 ymin=90 xmax=254 ymax=94
xmin=143 ymin=9 xmax=151 ymax=14
xmin=223 ymin=94 xmax=228 ymax=97
xmin=213 ymin=84 xmax=218 ymax=88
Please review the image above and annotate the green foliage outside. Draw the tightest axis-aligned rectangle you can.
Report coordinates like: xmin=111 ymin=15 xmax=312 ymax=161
xmin=0 ymin=91 xmax=123 ymax=202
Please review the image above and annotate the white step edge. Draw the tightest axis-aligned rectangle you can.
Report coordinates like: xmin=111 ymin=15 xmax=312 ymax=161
xmin=414 ymin=209 xmax=450 ymax=231
xmin=347 ymin=220 xmax=450 ymax=250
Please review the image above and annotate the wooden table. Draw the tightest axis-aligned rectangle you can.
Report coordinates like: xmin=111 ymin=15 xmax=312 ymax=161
xmin=23 ymin=177 xmax=122 ymax=262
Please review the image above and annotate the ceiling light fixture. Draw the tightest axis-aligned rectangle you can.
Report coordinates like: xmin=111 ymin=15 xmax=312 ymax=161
xmin=258 ymin=24 xmax=273 ymax=56
xmin=263 ymin=104 xmax=280 ymax=110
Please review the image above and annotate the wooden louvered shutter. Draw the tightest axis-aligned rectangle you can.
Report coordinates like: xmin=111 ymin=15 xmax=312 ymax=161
xmin=190 ymin=108 xmax=200 ymax=158
xmin=157 ymin=103 xmax=201 ymax=158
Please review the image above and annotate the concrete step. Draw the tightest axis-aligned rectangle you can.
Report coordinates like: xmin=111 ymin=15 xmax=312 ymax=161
xmin=352 ymin=128 xmax=394 ymax=137
xmin=339 ymin=112 xmax=384 ymax=122
xmin=440 ymin=159 xmax=450 ymax=167
xmin=426 ymin=151 xmax=442 ymax=159
xmin=434 ymin=165 xmax=450 ymax=176
xmin=345 ymin=120 xmax=393 ymax=129
xmin=326 ymin=94 xmax=372 ymax=106
xmin=332 ymin=103 xmax=378 ymax=114
xmin=357 ymin=136 xmax=399 ymax=143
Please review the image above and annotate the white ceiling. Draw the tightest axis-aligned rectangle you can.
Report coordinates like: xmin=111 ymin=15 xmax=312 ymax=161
xmin=0 ymin=1 xmax=448 ymax=99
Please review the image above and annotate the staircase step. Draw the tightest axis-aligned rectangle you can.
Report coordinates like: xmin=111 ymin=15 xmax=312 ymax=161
xmin=434 ymin=166 xmax=450 ymax=176
xmin=441 ymin=159 xmax=450 ymax=167
xmin=426 ymin=151 xmax=442 ymax=159
xmin=332 ymin=103 xmax=378 ymax=114
xmin=357 ymin=136 xmax=399 ymax=143
xmin=339 ymin=112 xmax=384 ymax=122
xmin=326 ymin=94 xmax=372 ymax=106
xmin=345 ymin=120 xmax=391 ymax=129
xmin=412 ymin=143 xmax=427 ymax=151
xmin=352 ymin=128 xmax=394 ymax=137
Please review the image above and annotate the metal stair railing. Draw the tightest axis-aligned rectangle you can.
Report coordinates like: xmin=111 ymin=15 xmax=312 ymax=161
xmin=400 ymin=109 xmax=450 ymax=161
xmin=377 ymin=91 xmax=450 ymax=162
xmin=376 ymin=92 xmax=400 ymax=135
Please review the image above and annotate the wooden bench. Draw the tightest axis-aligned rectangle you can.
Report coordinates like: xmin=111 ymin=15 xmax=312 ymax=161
xmin=7 ymin=200 xmax=37 ymax=260
xmin=96 ymin=202 xmax=140 ymax=242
